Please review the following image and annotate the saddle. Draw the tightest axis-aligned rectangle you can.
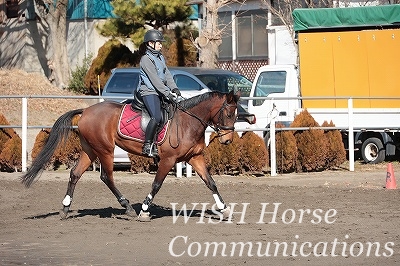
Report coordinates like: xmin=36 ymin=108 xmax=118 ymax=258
xmin=117 ymin=90 xmax=172 ymax=144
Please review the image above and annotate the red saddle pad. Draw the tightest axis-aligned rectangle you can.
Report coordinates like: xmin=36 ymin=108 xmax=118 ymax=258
xmin=118 ymin=104 xmax=168 ymax=144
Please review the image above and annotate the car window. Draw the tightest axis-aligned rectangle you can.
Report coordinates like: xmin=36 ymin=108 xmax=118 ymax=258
xmin=173 ymin=74 xmax=203 ymax=91
xmin=106 ymin=72 xmax=139 ymax=94
xmin=227 ymin=76 xmax=252 ymax=97
xmin=195 ymin=74 xmax=252 ymax=97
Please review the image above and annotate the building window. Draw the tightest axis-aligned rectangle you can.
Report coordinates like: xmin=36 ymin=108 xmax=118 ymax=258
xmin=218 ymin=10 xmax=268 ymax=60
xmin=219 ymin=12 xmax=233 ymax=58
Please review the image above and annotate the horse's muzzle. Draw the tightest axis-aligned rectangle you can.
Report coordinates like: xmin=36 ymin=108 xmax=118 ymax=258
xmin=218 ymin=130 xmax=234 ymax=145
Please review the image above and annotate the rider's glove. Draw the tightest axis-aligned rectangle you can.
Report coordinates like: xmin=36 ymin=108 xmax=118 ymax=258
xmin=171 ymin=88 xmax=181 ymax=97
xmin=167 ymin=93 xmax=177 ymax=103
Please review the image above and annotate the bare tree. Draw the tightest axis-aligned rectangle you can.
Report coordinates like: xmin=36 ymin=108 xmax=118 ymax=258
xmin=197 ymin=0 xmax=247 ymax=68
xmin=34 ymin=0 xmax=69 ymax=88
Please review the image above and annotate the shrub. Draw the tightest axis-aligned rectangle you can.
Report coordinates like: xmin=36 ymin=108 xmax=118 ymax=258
xmin=204 ymin=132 xmax=242 ymax=175
xmin=0 ymin=135 xmax=22 ymax=172
xmin=0 ymin=114 xmax=22 ymax=171
xmin=84 ymin=39 xmax=140 ymax=95
xmin=68 ymin=54 xmax=93 ymax=94
xmin=31 ymin=129 xmax=50 ymax=162
xmin=275 ymin=123 xmax=298 ymax=173
xmin=32 ymin=116 xmax=82 ymax=170
xmin=163 ymin=27 xmax=197 ymax=67
xmin=128 ymin=153 xmax=156 ymax=173
xmin=291 ymin=110 xmax=328 ymax=172
xmin=322 ymin=120 xmax=346 ymax=169
xmin=240 ymin=131 xmax=268 ymax=172
xmin=0 ymin=114 xmax=15 ymax=151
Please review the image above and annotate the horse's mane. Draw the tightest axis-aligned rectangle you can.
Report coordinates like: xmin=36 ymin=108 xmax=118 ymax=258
xmin=178 ymin=91 xmax=225 ymax=110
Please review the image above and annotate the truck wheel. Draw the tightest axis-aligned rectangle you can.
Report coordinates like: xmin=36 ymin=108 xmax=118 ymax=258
xmin=361 ymin=137 xmax=385 ymax=164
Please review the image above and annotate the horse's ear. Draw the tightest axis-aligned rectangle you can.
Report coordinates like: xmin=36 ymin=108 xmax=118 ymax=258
xmin=233 ymin=90 xmax=241 ymax=103
xmin=235 ymin=90 xmax=241 ymax=101
xmin=227 ymin=90 xmax=241 ymax=103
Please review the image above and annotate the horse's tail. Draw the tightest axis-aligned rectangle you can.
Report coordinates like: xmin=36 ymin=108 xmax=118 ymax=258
xmin=21 ymin=109 xmax=84 ymax=187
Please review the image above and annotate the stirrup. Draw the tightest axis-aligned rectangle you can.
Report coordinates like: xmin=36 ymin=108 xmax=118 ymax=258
xmin=142 ymin=142 xmax=158 ymax=158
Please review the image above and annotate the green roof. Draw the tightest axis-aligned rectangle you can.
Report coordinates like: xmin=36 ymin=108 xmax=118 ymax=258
xmin=293 ymin=5 xmax=400 ymax=31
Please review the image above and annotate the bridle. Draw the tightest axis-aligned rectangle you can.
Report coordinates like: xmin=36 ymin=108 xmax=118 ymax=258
xmin=209 ymin=100 xmax=236 ymax=133
xmin=176 ymin=98 xmax=236 ymax=134
xmin=167 ymin=96 xmax=237 ymax=148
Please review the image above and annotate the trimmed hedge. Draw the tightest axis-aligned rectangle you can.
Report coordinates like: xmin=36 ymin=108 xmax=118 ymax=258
xmin=128 ymin=153 xmax=156 ymax=173
xmin=204 ymin=131 xmax=268 ymax=175
xmin=0 ymin=114 xmax=22 ymax=172
xmin=291 ymin=109 xmax=329 ymax=171
xmin=322 ymin=120 xmax=347 ymax=169
xmin=31 ymin=116 xmax=81 ymax=170
xmin=240 ymin=131 xmax=269 ymax=172
xmin=275 ymin=123 xmax=298 ymax=173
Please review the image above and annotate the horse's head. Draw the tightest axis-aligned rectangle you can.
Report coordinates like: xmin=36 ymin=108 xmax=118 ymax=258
xmin=212 ymin=91 xmax=241 ymax=145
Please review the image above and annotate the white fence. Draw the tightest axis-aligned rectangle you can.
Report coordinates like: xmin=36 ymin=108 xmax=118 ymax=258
xmin=1 ymin=95 xmax=399 ymax=177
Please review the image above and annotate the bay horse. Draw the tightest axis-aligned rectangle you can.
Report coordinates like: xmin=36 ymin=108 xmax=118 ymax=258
xmin=21 ymin=91 xmax=240 ymax=221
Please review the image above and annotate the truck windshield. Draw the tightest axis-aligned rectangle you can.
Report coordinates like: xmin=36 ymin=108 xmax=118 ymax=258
xmin=253 ymin=71 xmax=286 ymax=106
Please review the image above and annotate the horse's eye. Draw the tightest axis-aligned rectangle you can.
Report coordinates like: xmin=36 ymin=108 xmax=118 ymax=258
xmin=226 ymin=111 xmax=235 ymax=119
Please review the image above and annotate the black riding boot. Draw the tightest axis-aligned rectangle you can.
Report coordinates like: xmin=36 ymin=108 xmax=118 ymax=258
xmin=142 ymin=118 xmax=159 ymax=158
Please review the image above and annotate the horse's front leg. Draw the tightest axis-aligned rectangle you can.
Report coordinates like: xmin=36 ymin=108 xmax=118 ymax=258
xmin=188 ymin=155 xmax=231 ymax=218
xmin=137 ymin=158 xmax=175 ymax=222
xmin=99 ymin=161 xmax=135 ymax=217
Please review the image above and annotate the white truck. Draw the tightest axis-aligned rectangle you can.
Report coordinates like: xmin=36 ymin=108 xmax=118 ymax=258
xmin=248 ymin=5 xmax=400 ymax=164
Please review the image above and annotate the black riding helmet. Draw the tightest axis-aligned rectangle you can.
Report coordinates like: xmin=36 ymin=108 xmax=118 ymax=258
xmin=144 ymin=29 xmax=166 ymax=43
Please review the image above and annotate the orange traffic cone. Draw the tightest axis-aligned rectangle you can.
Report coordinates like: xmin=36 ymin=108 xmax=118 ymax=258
xmin=385 ymin=163 xmax=397 ymax=189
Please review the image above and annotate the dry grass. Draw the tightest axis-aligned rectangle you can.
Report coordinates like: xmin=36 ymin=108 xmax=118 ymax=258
xmin=0 ymin=69 xmax=93 ymax=158
xmin=0 ymin=68 xmax=91 ymax=126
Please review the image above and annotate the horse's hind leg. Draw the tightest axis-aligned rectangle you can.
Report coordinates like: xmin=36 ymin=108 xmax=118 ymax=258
xmin=98 ymin=155 xmax=135 ymax=217
xmin=60 ymin=151 xmax=94 ymax=219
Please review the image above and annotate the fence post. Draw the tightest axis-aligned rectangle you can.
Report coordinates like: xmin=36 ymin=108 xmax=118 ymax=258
xmin=348 ymin=98 xmax=354 ymax=171
xmin=22 ymin=97 xmax=28 ymax=172
xmin=186 ymin=163 xmax=192 ymax=177
xmin=270 ymin=106 xmax=278 ymax=176
xmin=176 ymin=162 xmax=182 ymax=178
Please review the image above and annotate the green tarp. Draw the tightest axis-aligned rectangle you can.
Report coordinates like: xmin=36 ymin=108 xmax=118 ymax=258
xmin=293 ymin=4 xmax=400 ymax=31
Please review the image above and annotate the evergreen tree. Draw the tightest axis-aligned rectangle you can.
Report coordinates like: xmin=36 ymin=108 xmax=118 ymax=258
xmin=98 ymin=0 xmax=193 ymax=46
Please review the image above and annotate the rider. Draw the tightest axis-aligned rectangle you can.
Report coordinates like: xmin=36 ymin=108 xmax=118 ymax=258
xmin=137 ymin=29 xmax=181 ymax=158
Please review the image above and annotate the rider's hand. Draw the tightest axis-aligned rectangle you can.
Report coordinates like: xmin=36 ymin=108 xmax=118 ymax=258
xmin=167 ymin=93 xmax=177 ymax=103
xmin=172 ymin=88 xmax=181 ymax=97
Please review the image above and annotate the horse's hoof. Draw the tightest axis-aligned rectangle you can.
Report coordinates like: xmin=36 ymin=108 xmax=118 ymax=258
xmin=59 ymin=209 xmax=68 ymax=220
xmin=221 ymin=206 xmax=233 ymax=220
xmin=125 ymin=207 xmax=136 ymax=218
xmin=137 ymin=210 xmax=151 ymax=222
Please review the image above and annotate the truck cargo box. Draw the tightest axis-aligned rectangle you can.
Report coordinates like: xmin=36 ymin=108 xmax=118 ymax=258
xmin=293 ymin=5 xmax=400 ymax=109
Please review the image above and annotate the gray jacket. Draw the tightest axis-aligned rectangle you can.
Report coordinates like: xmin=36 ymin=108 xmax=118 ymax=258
xmin=138 ymin=48 xmax=177 ymax=98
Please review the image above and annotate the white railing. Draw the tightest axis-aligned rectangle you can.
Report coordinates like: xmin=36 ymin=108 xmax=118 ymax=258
xmin=241 ymin=95 xmax=400 ymax=176
xmin=0 ymin=95 xmax=193 ymax=177
xmin=1 ymin=95 xmax=399 ymax=177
